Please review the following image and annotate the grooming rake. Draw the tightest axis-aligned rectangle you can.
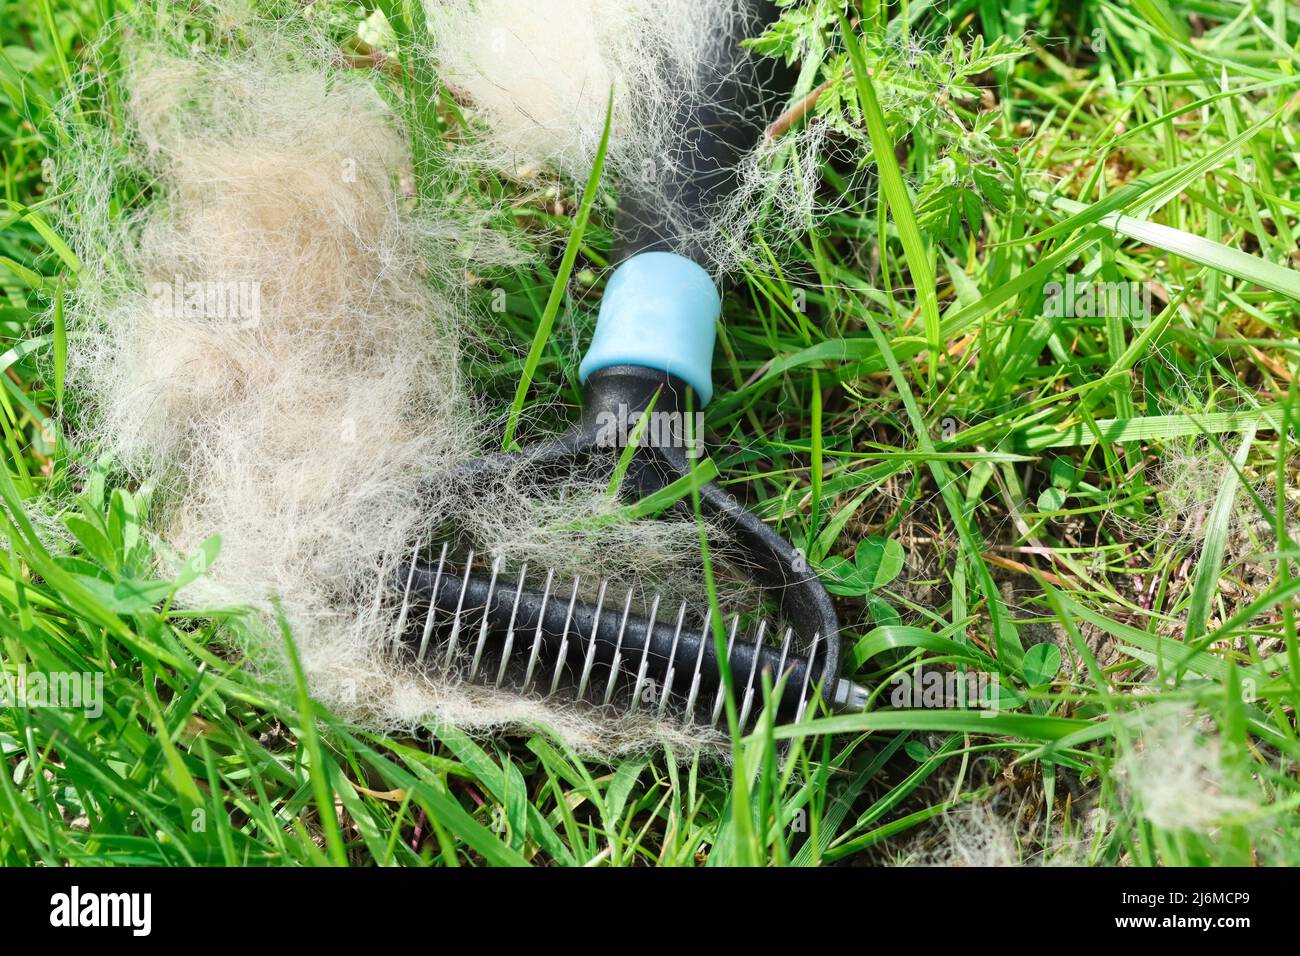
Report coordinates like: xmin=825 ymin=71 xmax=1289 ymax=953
xmin=392 ymin=355 xmax=867 ymax=729
xmin=393 ymin=0 xmax=867 ymax=730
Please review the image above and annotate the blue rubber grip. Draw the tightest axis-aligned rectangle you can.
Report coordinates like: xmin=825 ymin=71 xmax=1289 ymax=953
xmin=578 ymin=252 xmax=720 ymax=405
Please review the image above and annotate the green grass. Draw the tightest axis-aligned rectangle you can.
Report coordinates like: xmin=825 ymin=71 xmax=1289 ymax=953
xmin=2 ymin=0 xmax=1299 ymax=866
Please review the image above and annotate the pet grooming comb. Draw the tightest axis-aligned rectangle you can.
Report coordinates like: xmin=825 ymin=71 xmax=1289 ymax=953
xmin=394 ymin=0 xmax=867 ymax=729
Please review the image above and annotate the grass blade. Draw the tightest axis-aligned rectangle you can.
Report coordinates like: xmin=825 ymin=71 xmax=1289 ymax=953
xmin=838 ymin=10 xmax=940 ymax=388
xmin=502 ymin=89 xmax=614 ymax=449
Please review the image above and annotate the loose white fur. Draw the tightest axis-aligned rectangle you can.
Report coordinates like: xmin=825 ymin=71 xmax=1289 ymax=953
xmin=1148 ymin=438 xmax=1294 ymax=561
xmin=1122 ymin=704 xmax=1258 ymax=832
xmin=426 ymin=0 xmax=825 ymax=274
xmin=428 ymin=0 xmax=733 ymax=177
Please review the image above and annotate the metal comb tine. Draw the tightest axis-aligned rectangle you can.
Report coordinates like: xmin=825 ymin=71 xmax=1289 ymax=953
xmin=494 ymin=563 xmax=528 ymax=688
xmin=521 ymin=567 xmax=554 ymax=691
xmin=416 ymin=542 xmax=449 ymax=663
xmin=441 ymin=549 xmax=475 ymax=673
xmin=628 ymin=594 xmax=661 ymax=712
xmin=656 ymin=602 xmax=689 ymax=718
xmin=467 ymin=555 xmax=503 ymax=681
xmin=392 ymin=539 xmax=422 ymax=657
xmin=547 ymin=576 xmax=583 ymax=698
xmin=709 ymin=614 xmax=741 ymax=727
xmin=737 ymin=620 xmax=768 ymax=730
xmin=768 ymin=627 xmax=794 ymax=726
xmin=776 ymin=627 xmax=793 ymax=688
xmin=682 ymin=609 xmax=714 ymax=719
xmin=795 ymin=632 xmax=821 ymax=723
xmin=575 ymin=579 xmax=608 ymax=700
xmin=602 ymin=589 xmax=636 ymax=707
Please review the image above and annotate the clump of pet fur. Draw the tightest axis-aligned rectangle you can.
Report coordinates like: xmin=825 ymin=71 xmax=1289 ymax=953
xmin=1120 ymin=703 xmax=1259 ymax=833
xmin=57 ymin=12 xmax=728 ymax=756
xmin=425 ymin=0 xmax=826 ymax=275
xmin=456 ymin=462 xmax=757 ymax=615
xmin=428 ymin=0 xmax=737 ymax=179
xmin=896 ymin=799 xmax=1024 ymax=867
xmin=1146 ymin=438 xmax=1298 ymax=562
